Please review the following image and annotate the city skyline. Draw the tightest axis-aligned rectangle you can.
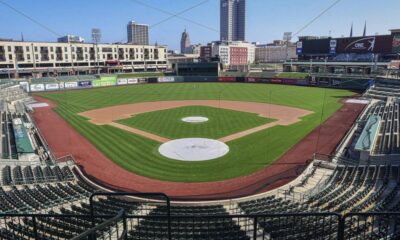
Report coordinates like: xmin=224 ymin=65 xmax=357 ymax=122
xmin=1 ymin=0 xmax=400 ymax=50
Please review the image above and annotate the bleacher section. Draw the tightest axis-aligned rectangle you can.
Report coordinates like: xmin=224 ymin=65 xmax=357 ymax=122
xmin=365 ymin=82 xmax=400 ymax=100
xmin=354 ymin=99 xmax=400 ymax=156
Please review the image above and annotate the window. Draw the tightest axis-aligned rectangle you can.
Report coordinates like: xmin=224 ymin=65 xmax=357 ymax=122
xmin=8 ymin=46 xmax=12 ymax=52
xmin=27 ymin=54 xmax=31 ymax=60
xmin=50 ymin=47 xmax=53 ymax=52
xmin=35 ymin=54 xmax=38 ymax=60
xmin=34 ymin=47 xmax=38 ymax=52
xmin=51 ymin=54 xmax=54 ymax=60
xmin=8 ymin=54 xmax=12 ymax=60
xmin=64 ymin=47 xmax=67 ymax=52
xmin=26 ymin=46 xmax=30 ymax=51
xmin=65 ymin=54 xmax=68 ymax=60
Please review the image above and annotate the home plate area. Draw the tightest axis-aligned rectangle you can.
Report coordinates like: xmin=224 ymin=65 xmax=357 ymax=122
xmin=158 ymin=138 xmax=230 ymax=161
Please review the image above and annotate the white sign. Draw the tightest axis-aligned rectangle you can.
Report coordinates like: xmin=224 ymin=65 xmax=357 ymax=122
xmin=65 ymin=82 xmax=78 ymax=88
xmin=127 ymin=78 xmax=138 ymax=84
xmin=45 ymin=83 xmax=59 ymax=90
xmin=30 ymin=84 xmax=45 ymax=92
xmin=158 ymin=77 xmax=175 ymax=83
xmin=296 ymin=41 xmax=303 ymax=48
xmin=330 ymin=40 xmax=337 ymax=48
xmin=117 ymin=79 xmax=128 ymax=85
xmin=59 ymin=82 xmax=65 ymax=89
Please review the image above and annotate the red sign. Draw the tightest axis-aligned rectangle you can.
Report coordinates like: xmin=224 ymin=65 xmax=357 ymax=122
xmin=271 ymin=78 xmax=283 ymax=84
xmin=218 ymin=77 xmax=236 ymax=82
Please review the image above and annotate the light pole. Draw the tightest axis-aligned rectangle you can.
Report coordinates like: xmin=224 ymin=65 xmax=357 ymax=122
xmin=70 ymin=44 xmax=75 ymax=76
xmin=91 ymin=28 xmax=101 ymax=75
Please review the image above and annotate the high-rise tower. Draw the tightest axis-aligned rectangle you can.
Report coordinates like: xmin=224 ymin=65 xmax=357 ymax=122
xmin=220 ymin=0 xmax=246 ymax=42
xmin=180 ymin=29 xmax=191 ymax=54
xmin=127 ymin=21 xmax=149 ymax=45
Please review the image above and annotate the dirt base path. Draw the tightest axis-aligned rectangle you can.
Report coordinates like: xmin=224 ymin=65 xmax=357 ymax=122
xmin=79 ymin=100 xmax=312 ymax=143
xmin=109 ymin=122 xmax=171 ymax=142
xmin=32 ymin=96 xmax=365 ymax=201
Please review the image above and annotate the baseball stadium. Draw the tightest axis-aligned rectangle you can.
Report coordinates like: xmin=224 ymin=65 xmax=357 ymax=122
xmin=1 ymin=0 xmax=400 ymax=239
xmin=0 ymin=69 xmax=399 ymax=239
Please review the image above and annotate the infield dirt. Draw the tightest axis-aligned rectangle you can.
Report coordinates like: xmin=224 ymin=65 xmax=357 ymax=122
xmin=79 ymin=100 xmax=312 ymax=143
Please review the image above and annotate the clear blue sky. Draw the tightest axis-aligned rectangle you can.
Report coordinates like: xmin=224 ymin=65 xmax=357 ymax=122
xmin=1 ymin=0 xmax=400 ymax=50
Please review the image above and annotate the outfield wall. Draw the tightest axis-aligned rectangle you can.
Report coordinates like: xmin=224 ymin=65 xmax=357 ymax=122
xmin=20 ymin=74 xmax=378 ymax=93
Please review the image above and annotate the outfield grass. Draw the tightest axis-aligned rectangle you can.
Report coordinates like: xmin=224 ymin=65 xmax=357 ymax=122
xmin=38 ymin=83 xmax=355 ymax=182
xmin=277 ymin=72 xmax=309 ymax=79
xmin=116 ymin=106 xmax=275 ymax=139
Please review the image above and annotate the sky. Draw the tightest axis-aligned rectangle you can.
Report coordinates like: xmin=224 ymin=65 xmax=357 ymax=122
xmin=1 ymin=0 xmax=400 ymax=50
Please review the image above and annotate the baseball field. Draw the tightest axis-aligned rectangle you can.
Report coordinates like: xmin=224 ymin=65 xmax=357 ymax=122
xmin=37 ymin=83 xmax=355 ymax=182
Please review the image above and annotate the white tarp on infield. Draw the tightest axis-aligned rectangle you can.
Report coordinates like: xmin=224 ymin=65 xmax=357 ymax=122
xmin=159 ymin=138 xmax=229 ymax=161
xmin=27 ymin=103 xmax=49 ymax=108
xmin=181 ymin=116 xmax=209 ymax=123
xmin=346 ymin=99 xmax=370 ymax=104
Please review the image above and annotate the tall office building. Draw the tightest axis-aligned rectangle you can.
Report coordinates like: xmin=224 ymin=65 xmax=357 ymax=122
xmin=127 ymin=21 xmax=149 ymax=45
xmin=180 ymin=29 xmax=191 ymax=53
xmin=220 ymin=0 xmax=246 ymax=42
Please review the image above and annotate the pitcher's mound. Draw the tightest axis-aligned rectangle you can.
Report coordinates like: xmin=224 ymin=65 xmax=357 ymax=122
xmin=159 ymin=138 xmax=229 ymax=161
xmin=181 ymin=116 xmax=209 ymax=123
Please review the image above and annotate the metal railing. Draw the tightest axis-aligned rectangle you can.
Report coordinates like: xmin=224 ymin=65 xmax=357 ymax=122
xmin=71 ymin=210 xmax=126 ymax=240
xmin=3 ymin=210 xmax=399 ymax=240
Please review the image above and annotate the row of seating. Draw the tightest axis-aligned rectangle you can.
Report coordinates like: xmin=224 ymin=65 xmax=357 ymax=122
xmin=236 ymin=165 xmax=400 ymax=239
xmin=1 ymin=165 xmax=74 ymax=186
xmin=129 ymin=205 xmax=250 ymax=240
xmin=366 ymin=83 xmax=400 ymax=100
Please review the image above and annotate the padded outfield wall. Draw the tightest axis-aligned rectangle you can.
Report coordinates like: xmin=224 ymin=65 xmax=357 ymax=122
xmin=20 ymin=74 xmax=378 ymax=93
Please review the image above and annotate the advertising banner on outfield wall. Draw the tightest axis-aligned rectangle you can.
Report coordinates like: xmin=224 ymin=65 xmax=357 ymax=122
xmin=147 ymin=78 xmax=158 ymax=83
xmin=30 ymin=84 xmax=45 ymax=92
xmin=296 ymin=79 xmax=309 ymax=86
xmin=271 ymin=78 xmax=283 ymax=84
xmin=138 ymin=78 xmax=147 ymax=83
xmin=78 ymin=81 xmax=92 ymax=87
xmin=117 ymin=79 xmax=128 ymax=85
xmin=282 ymin=79 xmax=298 ymax=85
xmin=318 ymin=79 xmax=330 ymax=86
xmin=93 ymin=78 xmax=117 ymax=87
xmin=45 ymin=83 xmax=59 ymax=90
xmin=258 ymin=78 xmax=271 ymax=83
xmin=127 ymin=78 xmax=138 ymax=84
xmin=65 ymin=82 xmax=78 ymax=88
xmin=158 ymin=77 xmax=175 ymax=83
xmin=246 ymin=77 xmax=257 ymax=82
xmin=218 ymin=77 xmax=236 ymax=82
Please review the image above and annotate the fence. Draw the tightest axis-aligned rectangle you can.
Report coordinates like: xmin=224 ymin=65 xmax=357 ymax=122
xmin=2 ymin=211 xmax=400 ymax=240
